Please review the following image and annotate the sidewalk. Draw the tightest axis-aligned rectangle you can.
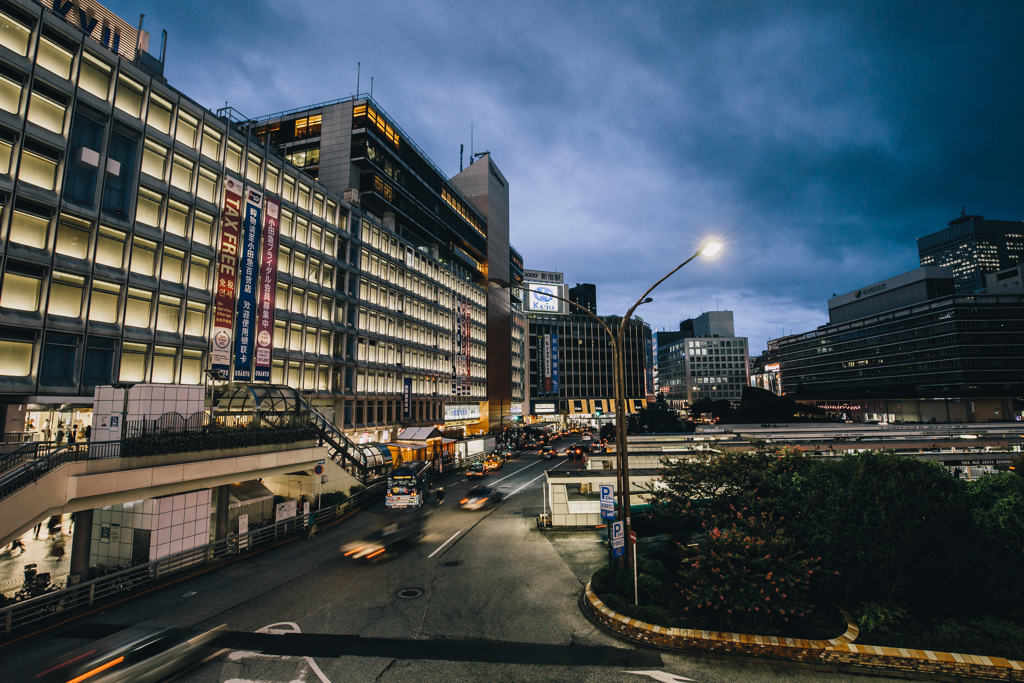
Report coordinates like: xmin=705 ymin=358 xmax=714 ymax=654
xmin=0 ymin=515 xmax=72 ymax=597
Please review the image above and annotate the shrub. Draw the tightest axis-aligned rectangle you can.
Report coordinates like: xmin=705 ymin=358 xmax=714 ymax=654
xmin=318 ymin=491 xmax=349 ymax=508
xmin=122 ymin=425 xmax=318 ymax=458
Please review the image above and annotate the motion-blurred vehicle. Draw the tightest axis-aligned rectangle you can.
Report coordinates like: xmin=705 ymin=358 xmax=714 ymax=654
xmin=484 ymin=455 xmax=504 ymax=471
xmin=37 ymin=624 xmax=224 ymax=683
xmin=540 ymin=446 xmax=557 ymax=459
xmin=524 ymin=440 xmax=542 ymax=450
xmin=567 ymin=445 xmax=585 ymax=462
xmin=466 ymin=462 xmax=487 ymax=479
xmin=342 ymin=512 xmax=425 ymax=561
xmin=459 ymin=486 xmax=504 ymax=510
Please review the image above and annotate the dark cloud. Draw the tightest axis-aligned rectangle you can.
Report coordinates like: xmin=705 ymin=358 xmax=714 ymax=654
xmin=105 ymin=0 xmax=1024 ymax=352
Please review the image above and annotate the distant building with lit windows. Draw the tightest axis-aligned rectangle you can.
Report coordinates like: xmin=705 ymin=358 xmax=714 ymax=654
xmin=918 ymin=214 xmax=1024 ymax=293
xmin=657 ymin=312 xmax=749 ymax=409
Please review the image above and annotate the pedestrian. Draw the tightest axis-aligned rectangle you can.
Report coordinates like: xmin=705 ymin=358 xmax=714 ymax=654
xmin=34 ymin=522 xmax=41 ymax=538
xmin=307 ymin=509 xmax=318 ymax=539
xmin=84 ymin=425 xmax=91 ymax=441
xmin=56 ymin=428 xmax=64 ymax=445
xmin=436 ymin=487 xmax=445 ymax=506
xmin=67 ymin=430 xmax=76 ymax=446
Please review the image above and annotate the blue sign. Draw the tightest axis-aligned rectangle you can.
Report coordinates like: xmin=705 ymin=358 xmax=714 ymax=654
xmin=551 ymin=333 xmax=559 ymax=395
xmin=611 ymin=520 xmax=625 ymax=558
xmin=402 ymin=378 xmax=412 ymax=420
xmin=600 ymin=485 xmax=615 ymax=520
xmin=233 ymin=187 xmax=264 ymax=381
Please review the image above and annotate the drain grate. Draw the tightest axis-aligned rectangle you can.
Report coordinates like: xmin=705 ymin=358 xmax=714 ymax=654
xmin=397 ymin=588 xmax=423 ymax=599
xmin=442 ymin=560 xmax=462 ymax=567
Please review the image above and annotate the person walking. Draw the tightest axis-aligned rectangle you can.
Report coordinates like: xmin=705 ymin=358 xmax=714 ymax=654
xmin=33 ymin=522 xmax=42 ymax=538
xmin=436 ymin=487 xmax=446 ymax=506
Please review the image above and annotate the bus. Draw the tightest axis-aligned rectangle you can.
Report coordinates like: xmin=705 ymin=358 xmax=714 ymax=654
xmin=386 ymin=460 xmax=433 ymax=509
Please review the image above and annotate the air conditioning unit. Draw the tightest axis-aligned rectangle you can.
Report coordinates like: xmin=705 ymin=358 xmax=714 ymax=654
xmin=343 ymin=188 xmax=360 ymax=206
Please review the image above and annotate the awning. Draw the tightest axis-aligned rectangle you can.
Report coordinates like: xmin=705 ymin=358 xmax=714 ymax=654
xmin=228 ymin=480 xmax=275 ymax=509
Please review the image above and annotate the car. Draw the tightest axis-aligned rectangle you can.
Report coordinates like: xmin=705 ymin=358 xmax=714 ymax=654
xmin=459 ymin=486 xmax=504 ymax=510
xmin=484 ymin=456 xmax=503 ymax=471
xmin=466 ymin=462 xmax=487 ymax=478
xmin=540 ymin=446 xmax=557 ymax=459
xmin=567 ymin=445 xmax=585 ymax=461
xmin=523 ymin=440 xmax=541 ymax=450
xmin=342 ymin=512 xmax=425 ymax=561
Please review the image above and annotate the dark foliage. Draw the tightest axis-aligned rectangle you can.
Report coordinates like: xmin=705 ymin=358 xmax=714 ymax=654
xmin=122 ymin=425 xmax=318 ymax=458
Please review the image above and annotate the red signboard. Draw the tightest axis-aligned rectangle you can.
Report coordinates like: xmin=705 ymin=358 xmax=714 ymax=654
xmin=211 ymin=177 xmax=244 ymax=374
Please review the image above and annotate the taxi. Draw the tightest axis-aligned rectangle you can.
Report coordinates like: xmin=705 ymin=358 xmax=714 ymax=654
xmin=484 ymin=455 xmax=504 ymax=471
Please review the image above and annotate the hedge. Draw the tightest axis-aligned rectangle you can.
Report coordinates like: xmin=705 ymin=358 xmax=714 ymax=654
xmin=122 ymin=425 xmax=319 ymax=458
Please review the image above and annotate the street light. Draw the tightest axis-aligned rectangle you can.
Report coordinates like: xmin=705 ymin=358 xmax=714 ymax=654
xmin=491 ymin=237 xmax=722 ymax=566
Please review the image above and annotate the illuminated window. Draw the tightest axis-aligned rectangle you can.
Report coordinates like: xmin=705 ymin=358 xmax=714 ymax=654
xmin=18 ymin=143 xmax=58 ymax=190
xmin=129 ymin=236 xmax=158 ymax=277
xmin=291 ymin=287 xmax=304 ymax=314
xmin=297 ymin=183 xmax=310 ymax=209
xmin=8 ymin=207 xmax=50 ymax=248
xmin=272 ymin=359 xmax=284 ymax=383
xmin=293 ymin=252 xmax=306 ymax=279
xmin=306 ymin=293 xmax=318 ymax=317
xmin=147 ymin=93 xmax=173 ymax=134
xmin=114 ymin=75 xmax=144 ymax=118
xmin=310 ymin=225 xmax=322 ymax=251
xmin=189 ymin=255 xmax=210 ymax=289
xmin=282 ymin=175 xmax=295 ymax=202
xmin=88 ymin=281 xmax=120 ymax=323
xmin=156 ymin=294 xmax=181 ymax=332
xmin=196 ymin=166 xmax=218 ymax=203
xmin=184 ymin=301 xmax=206 ymax=337
xmin=95 ymin=226 xmax=126 ymax=268
xmin=0 ymin=71 xmax=22 ymax=114
xmin=36 ymin=34 xmax=73 ymax=80
xmin=352 ymin=104 xmax=399 ymax=148
xmin=48 ymin=272 xmax=84 ymax=318
xmin=165 ymin=199 xmax=189 ymax=237
xmin=124 ymin=289 xmax=153 ymax=328
xmin=175 ymin=111 xmax=198 ymax=148
xmin=135 ymin=187 xmax=163 ymax=227
xmin=55 ymin=213 xmax=90 ymax=259
xmin=201 ymin=126 xmax=221 ymax=160
xmin=161 ymin=247 xmax=185 ymax=284
xmin=181 ymin=348 xmax=203 ymax=384
xmin=193 ymin=210 xmax=213 ymax=246
xmin=295 ymin=217 xmax=308 ymax=244
xmin=305 ymin=329 xmax=316 ymax=354
xmin=0 ymin=11 xmax=31 ymax=56
xmin=322 ymin=298 xmax=333 ymax=322
xmin=276 ymin=283 xmax=288 ymax=310
xmin=170 ymin=154 xmax=194 ymax=192
xmin=294 ymin=114 xmax=321 ymax=139
xmin=280 ymin=208 xmax=294 ymax=237
xmin=312 ymin=193 xmax=324 ymax=218
xmin=0 ymin=339 xmax=32 ymax=376
xmin=246 ymin=152 xmax=262 ymax=183
xmin=141 ymin=139 xmax=168 ymax=179
xmin=324 ymin=232 xmax=335 ymax=256
xmin=278 ymin=246 xmax=291 ymax=273
xmin=274 ymin=321 xmax=285 ymax=347
xmin=289 ymin=323 xmax=302 ymax=351
xmin=27 ymin=86 xmax=66 ymax=134
xmin=266 ymin=165 xmax=280 ymax=193
xmin=0 ymin=269 xmax=41 ymax=311
xmin=308 ymin=259 xmax=320 ymax=285
xmin=151 ymin=345 xmax=176 ymax=383
xmin=326 ymin=200 xmax=337 ymax=226
xmin=225 ymin=139 xmax=242 ymax=173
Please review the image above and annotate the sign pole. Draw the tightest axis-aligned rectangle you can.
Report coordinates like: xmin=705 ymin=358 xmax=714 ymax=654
xmin=632 ymin=530 xmax=638 ymax=605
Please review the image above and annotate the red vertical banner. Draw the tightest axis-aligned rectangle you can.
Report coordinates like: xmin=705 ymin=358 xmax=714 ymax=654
xmin=211 ymin=177 xmax=244 ymax=374
xmin=253 ymin=196 xmax=280 ymax=382
xmin=460 ymin=298 xmax=472 ymax=394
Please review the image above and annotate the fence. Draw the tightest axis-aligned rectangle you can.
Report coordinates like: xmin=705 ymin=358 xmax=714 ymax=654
xmin=124 ymin=410 xmax=266 ymax=440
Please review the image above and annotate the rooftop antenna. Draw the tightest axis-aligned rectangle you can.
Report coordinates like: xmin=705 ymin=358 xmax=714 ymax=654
xmin=357 ymin=62 xmax=360 ymax=96
xmin=370 ymin=76 xmax=374 ymax=99
xmin=471 ymin=123 xmax=474 ymax=161
xmin=460 ymin=143 xmax=464 ymax=172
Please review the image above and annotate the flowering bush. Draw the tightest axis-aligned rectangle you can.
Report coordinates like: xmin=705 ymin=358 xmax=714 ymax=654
xmin=680 ymin=506 xmax=823 ymax=628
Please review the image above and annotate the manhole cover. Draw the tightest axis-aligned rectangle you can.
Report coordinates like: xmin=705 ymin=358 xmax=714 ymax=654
xmin=442 ymin=560 xmax=462 ymax=567
xmin=397 ymin=588 xmax=422 ymax=599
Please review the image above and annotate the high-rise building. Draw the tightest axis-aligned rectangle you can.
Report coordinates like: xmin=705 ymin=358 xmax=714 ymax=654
xmin=568 ymin=283 xmax=596 ymax=315
xmin=509 ymin=246 xmax=525 ymax=416
xmin=252 ymin=99 xmax=510 ymax=434
xmin=656 ymin=312 xmax=749 ymax=409
xmin=918 ymin=214 xmax=1024 ymax=293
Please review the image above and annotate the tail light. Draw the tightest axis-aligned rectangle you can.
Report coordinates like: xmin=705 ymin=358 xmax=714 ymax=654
xmin=460 ymin=498 xmax=469 ymax=504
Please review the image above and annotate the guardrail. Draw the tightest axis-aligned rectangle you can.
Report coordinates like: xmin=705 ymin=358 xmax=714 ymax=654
xmin=0 ymin=482 xmax=386 ymax=636
xmin=0 ymin=441 xmax=123 ymax=502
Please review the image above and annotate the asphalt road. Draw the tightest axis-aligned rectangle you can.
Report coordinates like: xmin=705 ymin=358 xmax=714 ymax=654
xmin=0 ymin=435 xmax=902 ymax=683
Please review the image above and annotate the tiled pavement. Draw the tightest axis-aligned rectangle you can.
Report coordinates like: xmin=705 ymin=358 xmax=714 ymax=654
xmin=0 ymin=515 xmax=73 ymax=597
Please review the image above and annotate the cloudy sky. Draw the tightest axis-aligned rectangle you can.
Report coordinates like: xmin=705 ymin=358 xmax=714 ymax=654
xmin=107 ymin=0 xmax=1024 ymax=353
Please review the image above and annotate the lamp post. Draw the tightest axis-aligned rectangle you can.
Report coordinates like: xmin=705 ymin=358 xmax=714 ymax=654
xmin=491 ymin=238 xmax=722 ymax=566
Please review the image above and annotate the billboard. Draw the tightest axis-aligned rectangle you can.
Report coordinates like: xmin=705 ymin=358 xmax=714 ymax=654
xmin=211 ymin=177 xmax=244 ymax=375
xmin=451 ymin=296 xmax=472 ymax=396
xmin=527 ymin=283 xmax=566 ymax=314
xmin=523 ymin=269 xmax=563 ymax=283
xmin=551 ymin=334 xmax=560 ymax=395
xmin=233 ymin=186 xmax=264 ymax=381
xmin=253 ymin=196 xmax=281 ymax=382
xmin=41 ymin=0 xmax=138 ymax=60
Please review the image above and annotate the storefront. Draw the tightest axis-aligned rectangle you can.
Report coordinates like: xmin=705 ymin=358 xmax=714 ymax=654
xmin=443 ymin=403 xmax=484 ymax=437
xmin=19 ymin=401 xmax=94 ymax=443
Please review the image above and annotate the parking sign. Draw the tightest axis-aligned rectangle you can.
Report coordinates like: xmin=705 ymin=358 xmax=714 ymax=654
xmin=600 ymin=485 xmax=615 ymax=520
xmin=611 ymin=520 xmax=625 ymax=558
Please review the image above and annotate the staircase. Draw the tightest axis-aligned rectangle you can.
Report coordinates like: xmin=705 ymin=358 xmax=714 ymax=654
xmin=293 ymin=396 xmax=391 ymax=483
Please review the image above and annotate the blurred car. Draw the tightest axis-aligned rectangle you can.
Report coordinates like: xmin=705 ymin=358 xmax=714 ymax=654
xmin=342 ymin=513 xmax=425 ymax=561
xmin=567 ymin=445 xmax=585 ymax=461
xmin=484 ymin=455 xmax=504 ymax=471
xmin=459 ymin=486 xmax=504 ymax=510
xmin=540 ymin=446 xmax=557 ymax=459
xmin=37 ymin=625 xmax=224 ymax=683
xmin=466 ymin=462 xmax=487 ymax=479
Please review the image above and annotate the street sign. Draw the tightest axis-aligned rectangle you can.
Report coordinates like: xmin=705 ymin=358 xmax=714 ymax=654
xmin=314 ymin=464 xmax=324 ymax=475
xmin=317 ymin=459 xmax=325 ymax=465
xmin=600 ymin=484 xmax=615 ymax=520
xmin=629 ymin=530 xmax=637 ymax=544
xmin=611 ymin=520 xmax=625 ymax=558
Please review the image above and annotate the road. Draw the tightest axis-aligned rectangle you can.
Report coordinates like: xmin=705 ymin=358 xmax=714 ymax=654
xmin=0 ymin=434 xmax=900 ymax=683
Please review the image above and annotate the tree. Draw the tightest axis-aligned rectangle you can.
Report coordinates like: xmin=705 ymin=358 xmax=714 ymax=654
xmin=599 ymin=423 xmax=616 ymax=441
xmin=681 ymin=506 xmax=823 ymax=629
xmin=634 ymin=395 xmax=689 ymax=433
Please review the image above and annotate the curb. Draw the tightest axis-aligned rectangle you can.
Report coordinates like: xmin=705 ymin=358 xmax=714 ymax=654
xmin=582 ymin=581 xmax=1024 ymax=682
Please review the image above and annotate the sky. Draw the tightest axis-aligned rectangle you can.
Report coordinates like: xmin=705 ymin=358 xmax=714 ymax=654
xmin=106 ymin=0 xmax=1024 ymax=354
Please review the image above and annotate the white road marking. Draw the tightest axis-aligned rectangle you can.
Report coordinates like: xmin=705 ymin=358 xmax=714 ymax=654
xmin=225 ymin=622 xmax=332 ymax=683
xmin=626 ymin=672 xmax=695 ymax=682
xmin=428 ymin=529 xmax=463 ymax=558
xmin=488 ymin=457 xmax=558 ymax=486
xmin=505 ymin=471 xmax=549 ymax=498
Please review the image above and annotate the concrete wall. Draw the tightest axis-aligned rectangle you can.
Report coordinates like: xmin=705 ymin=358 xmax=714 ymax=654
xmin=92 ymin=384 xmax=205 ymax=442
xmin=262 ymin=453 xmax=360 ymax=504
xmin=90 ymin=490 xmax=212 ymax=568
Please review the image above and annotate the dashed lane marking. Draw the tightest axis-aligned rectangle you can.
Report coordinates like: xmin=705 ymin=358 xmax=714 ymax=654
xmin=428 ymin=530 xmax=463 ymax=558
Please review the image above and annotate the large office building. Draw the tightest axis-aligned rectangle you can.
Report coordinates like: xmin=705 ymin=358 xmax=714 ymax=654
xmin=0 ymin=0 xmax=500 ymax=443
xmin=918 ymin=214 xmax=1024 ymax=293
xmin=251 ymin=100 xmax=511 ymax=433
xmin=655 ymin=312 xmax=749 ymax=409
xmin=523 ymin=270 xmax=652 ymax=423
xmin=775 ymin=267 xmax=1023 ymax=422
xmin=568 ymin=282 xmax=596 ymax=315
xmin=509 ymin=245 xmax=525 ymax=417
